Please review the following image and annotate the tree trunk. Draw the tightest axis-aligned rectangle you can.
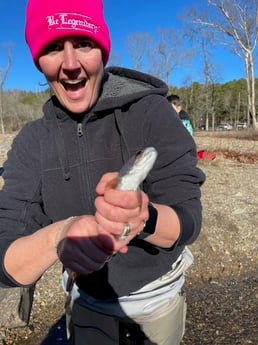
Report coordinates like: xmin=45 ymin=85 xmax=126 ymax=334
xmin=0 ymin=88 xmax=5 ymax=134
xmin=249 ymin=53 xmax=257 ymax=129
xmin=245 ymin=56 xmax=251 ymax=127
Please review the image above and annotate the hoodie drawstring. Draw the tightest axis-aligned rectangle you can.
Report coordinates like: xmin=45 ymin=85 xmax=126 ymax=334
xmin=114 ymin=109 xmax=130 ymax=164
xmin=53 ymin=115 xmax=72 ymax=181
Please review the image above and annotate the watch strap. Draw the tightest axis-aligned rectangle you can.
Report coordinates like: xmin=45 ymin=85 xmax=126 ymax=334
xmin=137 ymin=203 xmax=158 ymax=240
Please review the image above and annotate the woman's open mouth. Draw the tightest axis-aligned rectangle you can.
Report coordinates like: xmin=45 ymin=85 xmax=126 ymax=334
xmin=62 ymin=79 xmax=86 ymax=92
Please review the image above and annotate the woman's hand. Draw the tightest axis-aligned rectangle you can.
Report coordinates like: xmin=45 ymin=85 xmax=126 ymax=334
xmin=94 ymin=172 xmax=149 ymax=253
xmin=56 ymin=215 xmax=115 ymax=274
xmin=57 ymin=172 xmax=149 ymax=273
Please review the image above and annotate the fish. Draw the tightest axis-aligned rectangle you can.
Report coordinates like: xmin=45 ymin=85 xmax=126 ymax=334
xmin=106 ymin=147 xmax=158 ymax=191
xmin=65 ymin=147 xmax=158 ymax=318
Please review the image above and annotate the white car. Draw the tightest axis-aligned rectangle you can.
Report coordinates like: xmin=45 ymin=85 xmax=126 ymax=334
xmin=217 ymin=123 xmax=233 ymax=130
xmin=236 ymin=123 xmax=247 ymax=129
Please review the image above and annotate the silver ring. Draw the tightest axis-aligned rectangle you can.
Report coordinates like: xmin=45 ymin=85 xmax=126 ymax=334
xmin=117 ymin=223 xmax=131 ymax=241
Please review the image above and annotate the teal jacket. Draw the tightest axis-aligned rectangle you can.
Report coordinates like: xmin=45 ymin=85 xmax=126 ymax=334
xmin=181 ymin=119 xmax=193 ymax=136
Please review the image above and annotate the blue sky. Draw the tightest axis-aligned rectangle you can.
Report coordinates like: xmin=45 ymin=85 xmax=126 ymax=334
xmin=0 ymin=0 xmax=246 ymax=91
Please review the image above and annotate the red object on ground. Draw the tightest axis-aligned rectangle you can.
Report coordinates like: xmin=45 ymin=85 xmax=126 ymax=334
xmin=197 ymin=150 xmax=216 ymax=160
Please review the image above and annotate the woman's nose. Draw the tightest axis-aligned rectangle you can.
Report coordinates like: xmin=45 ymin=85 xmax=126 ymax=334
xmin=62 ymin=42 xmax=80 ymax=70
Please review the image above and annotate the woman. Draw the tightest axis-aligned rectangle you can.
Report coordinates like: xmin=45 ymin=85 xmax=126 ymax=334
xmin=0 ymin=0 xmax=205 ymax=344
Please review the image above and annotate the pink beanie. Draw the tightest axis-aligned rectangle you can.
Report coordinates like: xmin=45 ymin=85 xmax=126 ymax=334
xmin=25 ymin=0 xmax=111 ymax=71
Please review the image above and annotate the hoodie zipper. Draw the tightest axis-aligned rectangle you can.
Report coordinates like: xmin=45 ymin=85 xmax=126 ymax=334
xmin=76 ymin=120 xmax=93 ymax=211
xmin=77 ymin=123 xmax=83 ymax=137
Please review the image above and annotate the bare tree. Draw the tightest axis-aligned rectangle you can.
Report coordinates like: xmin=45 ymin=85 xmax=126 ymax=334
xmin=155 ymin=28 xmax=195 ymax=86
xmin=0 ymin=42 xmax=13 ymax=134
xmin=184 ymin=0 xmax=258 ymax=128
xmin=126 ymin=32 xmax=151 ymax=71
xmin=182 ymin=16 xmax=221 ymax=130
xmin=200 ymin=35 xmax=219 ymax=130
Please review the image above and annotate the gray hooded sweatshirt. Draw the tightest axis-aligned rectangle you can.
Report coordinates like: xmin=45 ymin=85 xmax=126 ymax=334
xmin=0 ymin=67 xmax=205 ymax=298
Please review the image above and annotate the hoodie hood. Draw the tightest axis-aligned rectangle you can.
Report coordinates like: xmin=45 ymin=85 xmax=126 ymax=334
xmin=43 ymin=67 xmax=168 ymax=119
xmin=94 ymin=66 xmax=168 ymax=112
xmin=42 ymin=67 xmax=168 ymax=180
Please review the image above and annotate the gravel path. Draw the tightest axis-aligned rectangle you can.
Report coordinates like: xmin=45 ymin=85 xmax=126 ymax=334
xmin=0 ymin=132 xmax=257 ymax=345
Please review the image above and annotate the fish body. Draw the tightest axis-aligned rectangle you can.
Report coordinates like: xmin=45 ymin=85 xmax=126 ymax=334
xmin=108 ymin=147 xmax=158 ymax=191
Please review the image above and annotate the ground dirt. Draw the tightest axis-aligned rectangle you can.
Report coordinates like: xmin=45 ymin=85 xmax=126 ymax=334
xmin=0 ymin=131 xmax=257 ymax=345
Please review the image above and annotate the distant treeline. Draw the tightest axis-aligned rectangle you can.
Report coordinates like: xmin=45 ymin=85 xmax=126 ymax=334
xmin=1 ymin=77 xmax=257 ymax=132
xmin=169 ymin=78 xmax=258 ymax=130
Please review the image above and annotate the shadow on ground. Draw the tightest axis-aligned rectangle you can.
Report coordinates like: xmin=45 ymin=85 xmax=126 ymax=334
xmin=40 ymin=315 xmax=67 ymax=345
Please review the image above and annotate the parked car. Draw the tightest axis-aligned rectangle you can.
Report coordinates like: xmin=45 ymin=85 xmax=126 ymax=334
xmin=216 ymin=123 xmax=233 ymax=131
xmin=198 ymin=124 xmax=206 ymax=130
xmin=236 ymin=122 xmax=247 ymax=129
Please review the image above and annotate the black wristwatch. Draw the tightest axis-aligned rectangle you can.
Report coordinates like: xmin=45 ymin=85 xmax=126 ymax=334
xmin=137 ymin=202 xmax=158 ymax=240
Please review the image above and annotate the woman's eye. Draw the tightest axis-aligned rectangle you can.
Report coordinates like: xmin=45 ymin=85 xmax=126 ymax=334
xmin=79 ymin=40 xmax=93 ymax=49
xmin=43 ymin=43 xmax=61 ymax=54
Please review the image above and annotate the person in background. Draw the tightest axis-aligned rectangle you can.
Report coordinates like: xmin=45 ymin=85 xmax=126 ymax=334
xmin=166 ymin=94 xmax=193 ymax=136
xmin=167 ymin=94 xmax=215 ymax=160
xmin=0 ymin=0 xmax=205 ymax=344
